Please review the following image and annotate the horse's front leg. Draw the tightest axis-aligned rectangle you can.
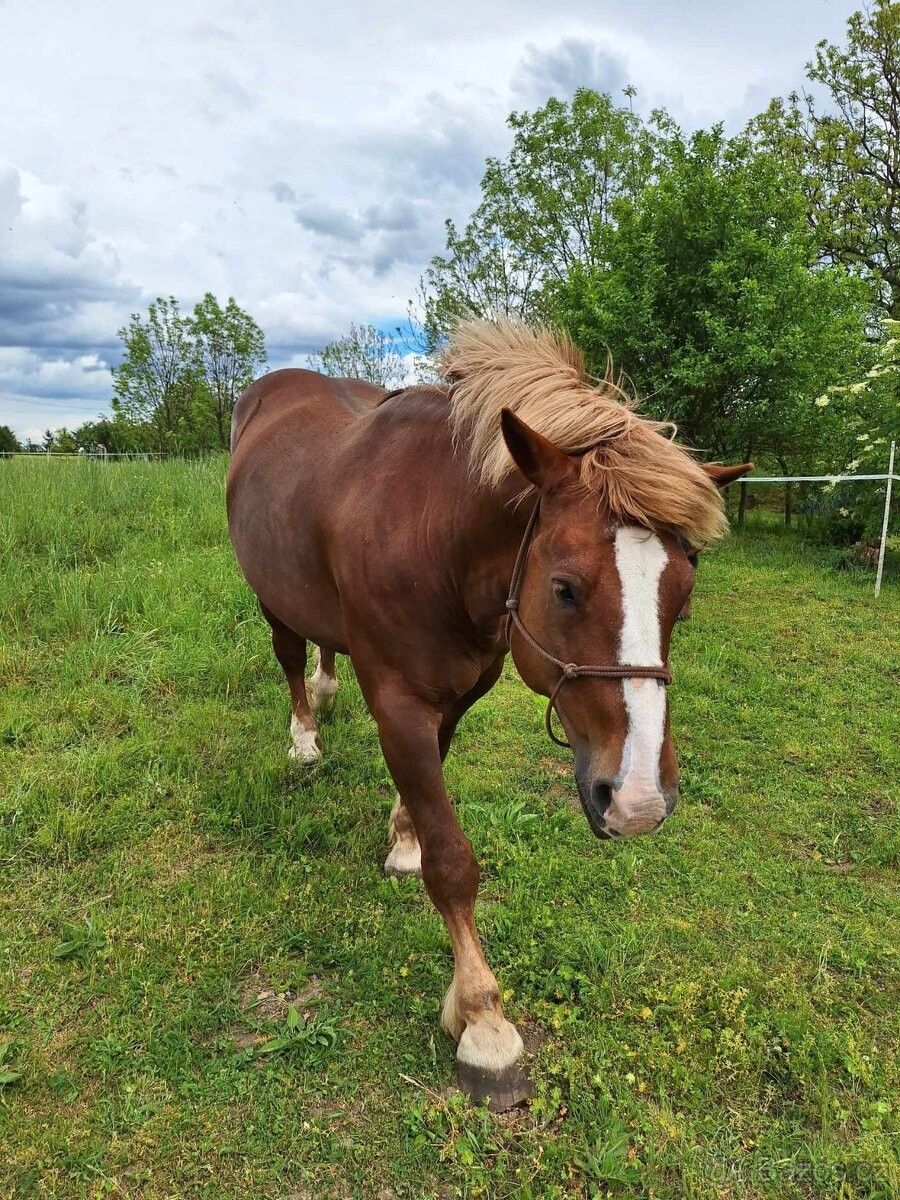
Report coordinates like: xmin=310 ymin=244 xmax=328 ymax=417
xmin=372 ymin=686 xmax=532 ymax=1110
xmin=384 ymin=655 xmax=504 ymax=879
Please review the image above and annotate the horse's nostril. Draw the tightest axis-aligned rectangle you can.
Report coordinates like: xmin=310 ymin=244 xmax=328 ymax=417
xmin=578 ymin=779 xmax=614 ymax=838
xmin=592 ymin=781 xmax=613 ymax=817
xmin=664 ymin=788 xmax=679 ymax=816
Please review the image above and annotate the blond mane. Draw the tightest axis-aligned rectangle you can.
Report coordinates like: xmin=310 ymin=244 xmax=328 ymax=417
xmin=442 ymin=319 xmax=726 ymax=545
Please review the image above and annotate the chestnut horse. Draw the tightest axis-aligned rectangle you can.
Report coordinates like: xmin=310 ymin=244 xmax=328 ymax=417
xmin=227 ymin=321 xmax=740 ymax=1108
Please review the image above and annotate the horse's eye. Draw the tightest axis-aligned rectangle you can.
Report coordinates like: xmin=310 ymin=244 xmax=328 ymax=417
xmin=552 ymin=579 xmax=576 ymax=606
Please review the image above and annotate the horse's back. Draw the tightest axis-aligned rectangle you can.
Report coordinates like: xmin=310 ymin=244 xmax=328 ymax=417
xmin=230 ymin=368 xmax=385 ymax=454
xmin=227 ymin=369 xmax=386 ymax=645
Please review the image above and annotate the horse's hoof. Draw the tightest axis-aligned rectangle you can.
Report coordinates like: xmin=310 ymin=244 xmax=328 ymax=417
xmin=383 ymin=842 xmax=422 ymax=878
xmin=288 ymin=719 xmax=322 ymax=765
xmin=288 ymin=736 xmax=322 ymax=765
xmin=456 ymin=1058 xmax=534 ymax=1112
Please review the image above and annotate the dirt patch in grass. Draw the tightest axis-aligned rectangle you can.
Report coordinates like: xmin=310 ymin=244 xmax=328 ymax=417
xmin=230 ymin=968 xmax=328 ymax=1048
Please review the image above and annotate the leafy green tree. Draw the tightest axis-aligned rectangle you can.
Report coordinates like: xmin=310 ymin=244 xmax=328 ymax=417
xmin=419 ymin=210 xmax=544 ymax=349
xmin=420 ymin=88 xmax=670 ymax=346
xmin=815 ymin=316 xmax=900 ymax=541
xmin=551 ymin=128 xmax=871 ymax=494
xmin=0 ymin=425 xmax=20 ymax=454
xmin=752 ymin=0 xmax=900 ymax=315
xmin=112 ymin=297 xmax=201 ymax=451
xmin=52 ymin=428 xmax=79 ymax=453
xmin=310 ymin=323 xmax=407 ymax=388
xmin=189 ymin=293 xmax=267 ymax=449
xmin=70 ymin=416 xmax=153 ymax=454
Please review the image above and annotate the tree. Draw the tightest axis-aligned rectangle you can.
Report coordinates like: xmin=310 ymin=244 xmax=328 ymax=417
xmin=419 ymin=88 xmax=671 ymax=347
xmin=112 ymin=297 xmax=200 ymax=451
xmin=0 ymin=425 xmax=20 ymax=454
xmin=310 ymin=323 xmax=407 ymax=389
xmin=189 ymin=293 xmax=267 ymax=449
xmin=52 ymin=428 xmax=79 ymax=453
xmin=550 ymin=129 xmax=871 ymax=493
xmin=70 ymin=416 xmax=152 ymax=454
xmin=419 ymin=209 xmax=544 ymax=351
xmin=815 ymin=316 xmax=900 ymax=541
xmin=752 ymin=1 xmax=900 ymax=315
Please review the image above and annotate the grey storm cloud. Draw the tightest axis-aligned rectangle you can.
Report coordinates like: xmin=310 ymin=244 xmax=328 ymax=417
xmin=292 ymin=199 xmax=365 ymax=242
xmin=512 ymin=38 xmax=629 ymax=106
xmin=0 ymin=275 xmax=130 ymax=351
xmin=270 ymin=184 xmax=438 ymax=276
xmin=0 ymin=164 xmax=137 ymax=352
xmin=355 ymin=95 xmax=495 ymax=193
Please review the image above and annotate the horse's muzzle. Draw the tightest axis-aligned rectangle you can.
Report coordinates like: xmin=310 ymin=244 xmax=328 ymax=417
xmin=576 ymin=772 xmax=678 ymax=840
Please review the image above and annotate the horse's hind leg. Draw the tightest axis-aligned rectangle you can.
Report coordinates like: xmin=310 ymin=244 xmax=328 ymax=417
xmin=384 ymin=657 xmax=503 ymax=879
xmin=261 ymin=606 xmax=322 ymax=765
xmin=384 ymin=794 xmax=422 ymax=877
xmin=306 ymin=646 xmax=339 ymax=714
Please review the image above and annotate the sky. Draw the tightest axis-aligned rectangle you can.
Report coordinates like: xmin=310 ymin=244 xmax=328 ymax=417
xmin=0 ymin=0 xmax=858 ymax=441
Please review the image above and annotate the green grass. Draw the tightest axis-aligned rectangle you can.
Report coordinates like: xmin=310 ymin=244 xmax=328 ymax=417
xmin=0 ymin=456 xmax=897 ymax=1200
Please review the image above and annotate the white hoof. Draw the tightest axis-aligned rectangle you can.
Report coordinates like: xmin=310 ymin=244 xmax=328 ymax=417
xmin=289 ymin=717 xmax=322 ymax=765
xmin=384 ymin=839 xmax=422 ymax=878
xmin=457 ymin=1017 xmax=524 ymax=1075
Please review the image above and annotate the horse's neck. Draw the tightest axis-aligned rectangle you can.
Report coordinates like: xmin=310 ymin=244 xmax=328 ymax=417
xmin=454 ymin=477 xmax=535 ymax=635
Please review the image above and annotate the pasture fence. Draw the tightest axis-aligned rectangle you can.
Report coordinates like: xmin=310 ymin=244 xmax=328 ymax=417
xmin=737 ymin=439 xmax=898 ymax=596
xmin=3 ymin=443 xmax=897 ymax=594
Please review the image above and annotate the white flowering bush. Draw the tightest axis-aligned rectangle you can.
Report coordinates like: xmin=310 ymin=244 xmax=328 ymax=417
xmin=815 ymin=319 xmax=900 ymax=543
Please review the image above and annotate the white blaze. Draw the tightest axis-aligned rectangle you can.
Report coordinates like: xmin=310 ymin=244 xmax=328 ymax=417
xmin=611 ymin=527 xmax=668 ymax=829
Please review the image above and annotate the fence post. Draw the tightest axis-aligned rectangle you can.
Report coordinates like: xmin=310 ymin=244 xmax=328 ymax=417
xmin=874 ymin=440 xmax=896 ymax=598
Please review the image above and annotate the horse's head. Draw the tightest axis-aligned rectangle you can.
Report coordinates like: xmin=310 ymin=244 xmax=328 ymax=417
xmin=500 ymin=409 xmax=723 ymax=840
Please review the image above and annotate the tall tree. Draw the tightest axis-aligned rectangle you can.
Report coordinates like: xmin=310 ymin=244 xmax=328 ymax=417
xmin=419 ymin=210 xmax=544 ymax=350
xmin=189 ymin=293 xmax=267 ymax=449
xmin=112 ymin=297 xmax=199 ymax=450
xmin=0 ymin=425 xmax=20 ymax=454
xmin=419 ymin=88 xmax=671 ymax=346
xmin=310 ymin=323 xmax=407 ymax=389
xmin=752 ymin=0 xmax=900 ymax=314
xmin=551 ymin=128 xmax=871 ymax=480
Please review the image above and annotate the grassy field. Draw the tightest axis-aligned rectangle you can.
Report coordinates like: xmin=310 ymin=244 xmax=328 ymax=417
xmin=0 ymin=456 xmax=897 ymax=1200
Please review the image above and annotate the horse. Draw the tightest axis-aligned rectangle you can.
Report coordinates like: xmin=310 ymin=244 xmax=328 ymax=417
xmin=227 ymin=320 xmax=740 ymax=1109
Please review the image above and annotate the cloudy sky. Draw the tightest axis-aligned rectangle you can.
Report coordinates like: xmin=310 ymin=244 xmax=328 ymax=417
xmin=1 ymin=0 xmax=857 ymax=440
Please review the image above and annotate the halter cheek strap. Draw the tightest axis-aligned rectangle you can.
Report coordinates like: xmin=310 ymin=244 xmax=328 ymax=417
xmin=504 ymin=500 xmax=672 ymax=748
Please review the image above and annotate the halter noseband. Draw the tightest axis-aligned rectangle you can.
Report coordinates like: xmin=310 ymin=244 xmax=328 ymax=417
xmin=505 ymin=499 xmax=672 ymax=748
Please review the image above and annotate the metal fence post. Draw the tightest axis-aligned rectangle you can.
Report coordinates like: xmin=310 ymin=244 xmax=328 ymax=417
xmin=874 ymin=440 xmax=896 ymax=598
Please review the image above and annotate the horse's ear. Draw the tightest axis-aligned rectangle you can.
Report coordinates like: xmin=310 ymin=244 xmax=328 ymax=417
xmin=500 ymin=408 xmax=576 ymax=492
xmin=702 ymin=462 xmax=754 ymax=488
